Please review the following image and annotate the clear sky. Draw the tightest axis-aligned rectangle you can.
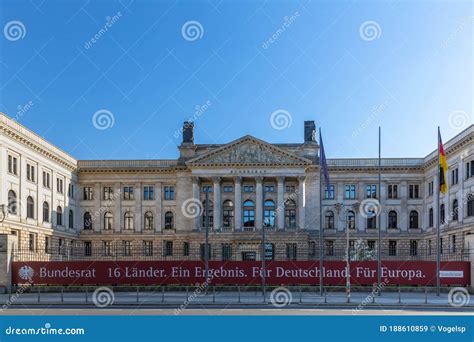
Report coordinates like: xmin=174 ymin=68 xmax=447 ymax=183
xmin=0 ymin=0 xmax=472 ymax=161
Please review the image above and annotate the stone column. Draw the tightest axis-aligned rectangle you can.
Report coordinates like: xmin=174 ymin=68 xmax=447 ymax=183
xmin=298 ymin=176 xmax=306 ymax=230
xmin=400 ymin=181 xmax=408 ymax=230
xmin=213 ymin=177 xmax=222 ymax=230
xmin=277 ymin=176 xmax=285 ymax=230
xmin=234 ymin=177 xmax=242 ymax=231
xmin=134 ymin=182 xmax=142 ymax=233
xmin=192 ymin=177 xmax=200 ymax=231
xmin=93 ymin=183 xmax=101 ymax=233
xmin=255 ymin=177 xmax=263 ymax=230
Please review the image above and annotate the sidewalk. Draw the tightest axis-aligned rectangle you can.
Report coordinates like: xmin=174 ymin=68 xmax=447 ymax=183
xmin=1 ymin=290 xmax=472 ymax=308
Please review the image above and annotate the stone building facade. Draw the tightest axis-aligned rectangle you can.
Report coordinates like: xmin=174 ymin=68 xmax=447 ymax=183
xmin=1 ymin=112 xmax=474 ymax=266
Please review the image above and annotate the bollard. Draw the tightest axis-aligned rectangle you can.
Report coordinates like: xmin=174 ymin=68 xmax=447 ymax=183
xmin=213 ymin=286 xmax=216 ymax=303
xmin=299 ymin=287 xmax=302 ymax=303
xmin=186 ymin=286 xmax=189 ymax=299
xmin=85 ymin=287 xmax=88 ymax=303
xmin=37 ymin=287 xmax=40 ymax=303
xmin=161 ymin=286 xmax=165 ymax=303
xmin=61 ymin=287 xmax=64 ymax=303
xmin=324 ymin=288 xmax=327 ymax=304
xmin=398 ymin=286 xmax=401 ymax=304
xmin=8 ymin=286 xmax=11 ymax=302
xmin=238 ymin=286 xmax=241 ymax=303
xmin=424 ymin=287 xmax=428 ymax=304
xmin=136 ymin=286 xmax=139 ymax=303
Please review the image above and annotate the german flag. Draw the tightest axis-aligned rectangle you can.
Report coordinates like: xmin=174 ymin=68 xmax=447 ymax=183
xmin=438 ymin=128 xmax=448 ymax=194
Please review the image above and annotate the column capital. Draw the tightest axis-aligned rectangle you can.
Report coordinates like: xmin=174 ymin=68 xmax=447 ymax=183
xmin=277 ymin=176 xmax=285 ymax=183
xmin=255 ymin=176 xmax=264 ymax=183
xmin=298 ymin=176 xmax=306 ymax=183
xmin=192 ymin=176 xmax=200 ymax=184
xmin=234 ymin=176 xmax=242 ymax=184
xmin=212 ymin=176 xmax=222 ymax=184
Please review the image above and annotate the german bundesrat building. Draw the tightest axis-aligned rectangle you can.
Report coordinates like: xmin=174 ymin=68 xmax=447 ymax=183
xmin=1 ymin=112 xmax=474 ymax=284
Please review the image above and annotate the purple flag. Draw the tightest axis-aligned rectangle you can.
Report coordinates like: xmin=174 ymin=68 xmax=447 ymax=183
xmin=319 ymin=128 xmax=331 ymax=190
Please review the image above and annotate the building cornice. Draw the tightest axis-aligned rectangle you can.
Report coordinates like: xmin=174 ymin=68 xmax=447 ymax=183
xmin=0 ymin=113 xmax=77 ymax=171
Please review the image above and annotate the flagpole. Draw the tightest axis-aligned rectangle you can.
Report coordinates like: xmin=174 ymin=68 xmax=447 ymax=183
xmin=319 ymin=128 xmax=324 ymax=296
xmin=377 ymin=126 xmax=382 ymax=291
xmin=436 ymin=127 xmax=441 ymax=296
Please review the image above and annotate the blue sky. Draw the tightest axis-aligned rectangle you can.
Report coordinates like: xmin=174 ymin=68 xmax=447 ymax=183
xmin=0 ymin=0 xmax=472 ymax=160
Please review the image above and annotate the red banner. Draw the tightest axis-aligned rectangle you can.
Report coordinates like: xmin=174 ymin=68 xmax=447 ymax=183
xmin=12 ymin=260 xmax=470 ymax=286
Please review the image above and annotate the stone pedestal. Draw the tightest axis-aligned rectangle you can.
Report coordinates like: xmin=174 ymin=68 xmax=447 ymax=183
xmin=0 ymin=233 xmax=18 ymax=293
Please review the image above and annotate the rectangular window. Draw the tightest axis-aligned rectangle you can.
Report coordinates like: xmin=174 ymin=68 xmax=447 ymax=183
xmin=200 ymin=243 xmax=211 ymax=261
xmin=468 ymin=194 xmax=474 ymax=216
xmin=223 ymin=185 xmax=233 ymax=193
xmin=451 ymin=168 xmax=459 ymax=185
xmin=451 ymin=235 xmax=456 ymax=253
xmin=285 ymin=185 xmax=296 ymax=193
xmin=143 ymin=186 xmax=154 ymax=200
xmin=84 ymin=241 xmax=92 ymax=256
xmin=202 ymin=185 xmax=212 ymax=193
xmin=103 ymin=241 xmax=112 ymax=256
xmin=388 ymin=240 xmax=397 ymax=256
xmin=164 ymin=241 xmax=173 ymax=256
xmin=26 ymin=164 xmax=35 ymax=182
xmin=367 ymin=240 xmax=376 ymax=251
xmin=143 ymin=241 xmax=153 ymax=256
xmin=221 ymin=243 xmax=232 ymax=261
xmin=243 ymin=185 xmax=254 ymax=193
xmin=45 ymin=236 xmax=50 ymax=254
xmin=409 ymin=184 xmax=419 ymax=199
xmin=409 ymin=240 xmax=418 ymax=256
xmin=471 ymin=161 xmax=474 ymax=177
xmin=344 ymin=184 xmax=356 ymax=199
xmin=164 ymin=186 xmax=175 ymax=200
xmin=28 ymin=233 xmax=36 ymax=252
xmin=83 ymin=187 xmax=94 ymax=200
xmin=428 ymin=181 xmax=434 ymax=196
xmin=325 ymin=240 xmax=334 ymax=256
xmin=57 ymin=178 xmax=63 ymax=193
xmin=440 ymin=237 xmax=443 ymax=255
xmin=428 ymin=240 xmax=432 ymax=255
xmin=264 ymin=185 xmax=274 ymax=193
xmin=366 ymin=184 xmax=377 ymax=198
xmin=286 ymin=243 xmax=297 ymax=261
xmin=123 ymin=241 xmax=131 ymax=256
xmin=68 ymin=183 xmax=74 ymax=198
xmin=42 ymin=171 xmax=51 ymax=188
xmin=183 ymin=242 xmax=190 ymax=257
xmin=103 ymin=187 xmax=113 ymax=200
xmin=123 ymin=186 xmax=134 ymax=200
xmin=324 ymin=185 xmax=335 ymax=199
xmin=388 ymin=184 xmax=398 ymax=199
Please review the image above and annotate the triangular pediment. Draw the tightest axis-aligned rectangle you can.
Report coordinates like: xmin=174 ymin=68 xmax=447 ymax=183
xmin=187 ymin=135 xmax=312 ymax=166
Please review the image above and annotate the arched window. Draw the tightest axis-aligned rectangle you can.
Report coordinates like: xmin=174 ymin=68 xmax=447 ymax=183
xmin=7 ymin=190 xmax=17 ymax=214
xmin=84 ymin=212 xmax=92 ymax=230
xmin=164 ymin=211 xmax=174 ymax=229
xmin=468 ymin=193 xmax=474 ymax=217
xmin=325 ymin=210 xmax=334 ymax=229
xmin=367 ymin=210 xmax=376 ymax=229
xmin=452 ymin=199 xmax=459 ymax=221
xmin=388 ymin=210 xmax=397 ymax=229
xmin=144 ymin=211 xmax=153 ymax=230
xmin=429 ymin=208 xmax=434 ymax=227
xmin=43 ymin=202 xmax=49 ymax=222
xmin=285 ymin=199 xmax=297 ymax=229
xmin=440 ymin=204 xmax=445 ymax=224
xmin=202 ymin=200 xmax=214 ymax=228
xmin=68 ymin=210 xmax=74 ymax=228
xmin=124 ymin=211 xmax=134 ymax=230
xmin=222 ymin=200 xmax=234 ymax=228
xmin=264 ymin=200 xmax=275 ymax=228
xmin=104 ymin=212 xmax=113 ymax=230
xmin=409 ymin=210 xmax=419 ymax=229
xmin=346 ymin=210 xmax=355 ymax=229
xmin=56 ymin=206 xmax=63 ymax=226
xmin=243 ymin=200 xmax=255 ymax=228
xmin=27 ymin=196 xmax=34 ymax=219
